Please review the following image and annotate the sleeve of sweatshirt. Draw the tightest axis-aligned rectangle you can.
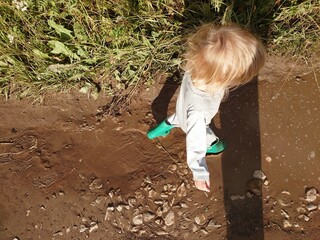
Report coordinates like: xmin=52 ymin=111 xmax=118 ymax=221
xmin=185 ymin=108 xmax=209 ymax=181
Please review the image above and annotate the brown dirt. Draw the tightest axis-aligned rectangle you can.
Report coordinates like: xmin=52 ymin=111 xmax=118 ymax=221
xmin=0 ymin=56 xmax=319 ymax=240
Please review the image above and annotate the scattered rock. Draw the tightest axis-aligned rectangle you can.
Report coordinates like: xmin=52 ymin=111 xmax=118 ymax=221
xmin=148 ymin=189 xmax=157 ymax=198
xmin=89 ymin=179 xmax=103 ymax=190
xmin=26 ymin=210 xmax=31 ymax=217
xmin=308 ymin=151 xmax=316 ymax=160
xmin=180 ymin=202 xmax=189 ymax=208
xmin=305 ymin=187 xmax=318 ymax=202
xmin=89 ymin=223 xmax=98 ymax=233
xmin=143 ymin=211 xmax=155 ymax=222
xmin=132 ymin=214 xmax=143 ymax=225
xmin=176 ymin=183 xmax=187 ymax=197
xmin=200 ymin=228 xmax=209 ymax=235
xmin=53 ymin=231 xmax=63 ymax=236
xmin=95 ymin=196 xmax=106 ymax=205
xmin=265 ymin=156 xmax=272 ymax=163
xmin=66 ymin=227 xmax=70 ymax=234
xmin=253 ymin=170 xmax=267 ymax=181
xmin=194 ymin=214 xmax=207 ymax=226
xmin=79 ymin=224 xmax=88 ymax=233
xmin=128 ymin=197 xmax=137 ymax=207
xmin=191 ymin=223 xmax=200 ymax=233
xmin=58 ymin=190 xmax=65 ymax=196
xmin=206 ymin=219 xmax=222 ymax=231
xmin=230 ymin=195 xmax=245 ymax=201
xmin=164 ymin=211 xmax=175 ymax=226
xmin=281 ymin=209 xmax=290 ymax=219
xmin=155 ymin=217 xmax=164 ymax=225
xmin=283 ymin=220 xmax=292 ymax=228
xmin=281 ymin=190 xmax=290 ymax=195
xmin=306 ymin=203 xmax=317 ymax=211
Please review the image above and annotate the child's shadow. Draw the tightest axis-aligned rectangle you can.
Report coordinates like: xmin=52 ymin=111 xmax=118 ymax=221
xmin=213 ymin=78 xmax=264 ymax=240
xmin=151 ymin=72 xmax=181 ymax=124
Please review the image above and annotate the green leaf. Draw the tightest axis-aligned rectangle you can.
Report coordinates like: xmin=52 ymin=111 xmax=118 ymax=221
xmin=48 ymin=20 xmax=73 ymax=39
xmin=33 ymin=49 xmax=50 ymax=59
xmin=48 ymin=40 xmax=80 ymax=60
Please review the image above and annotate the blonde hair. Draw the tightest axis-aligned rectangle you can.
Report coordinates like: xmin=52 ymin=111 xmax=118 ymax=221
xmin=184 ymin=23 xmax=266 ymax=95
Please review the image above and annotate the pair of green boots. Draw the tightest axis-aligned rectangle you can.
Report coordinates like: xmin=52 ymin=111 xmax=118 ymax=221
xmin=147 ymin=119 xmax=226 ymax=154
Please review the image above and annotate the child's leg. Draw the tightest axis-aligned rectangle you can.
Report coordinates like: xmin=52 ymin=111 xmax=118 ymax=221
xmin=147 ymin=114 xmax=178 ymax=139
xmin=206 ymin=126 xmax=226 ymax=154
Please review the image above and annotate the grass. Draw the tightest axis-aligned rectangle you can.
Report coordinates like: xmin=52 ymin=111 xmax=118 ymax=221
xmin=0 ymin=0 xmax=319 ymax=99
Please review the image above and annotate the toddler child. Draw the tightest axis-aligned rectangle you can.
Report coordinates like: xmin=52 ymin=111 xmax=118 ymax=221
xmin=147 ymin=24 xmax=265 ymax=192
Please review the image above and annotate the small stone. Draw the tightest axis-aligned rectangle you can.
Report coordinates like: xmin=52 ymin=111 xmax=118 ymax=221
xmin=156 ymin=231 xmax=168 ymax=236
xmin=143 ymin=211 xmax=155 ymax=222
xmin=154 ymin=199 xmax=163 ymax=205
xmin=177 ymin=183 xmax=187 ymax=197
xmin=89 ymin=179 xmax=103 ymax=190
xmin=13 ymin=238 xmax=20 ymax=240
xmin=230 ymin=195 xmax=245 ymax=201
xmin=200 ymin=228 xmax=209 ymax=234
xmin=206 ymin=219 xmax=222 ymax=230
xmin=58 ymin=190 xmax=65 ymax=196
xmin=108 ymin=189 xmax=115 ymax=198
xmin=79 ymin=225 xmax=88 ymax=233
xmin=169 ymin=164 xmax=177 ymax=172
xmin=53 ymin=231 xmax=63 ymax=236
xmin=148 ymin=189 xmax=157 ymax=198
xmin=89 ymin=223 xmax=98 ymax=233
xmin=95 ymin=196 xmax=106 ymax=204
xmin=106 ymin=203 xmax=114 ymax=211
xmin=304 ymin=215 xmax=310 ymax=222
xmin=40 ymin=205 xmax=46 ymax=210
xmin=308 ymin=151 xmax=315 ymax=159
xmin=192 ymin=223 xmax=200 ymax=232
xmin=306 ymin=203 xmax=317 ymax=211
xmin=253 ymin=170 xmax=267 ymax=181
xmin=26 ymin=210 xmax=31 ymax=217
xmin=265 ymin=156 xmax=272 ymax=163
xmin=305 ymin=187 xmax=318 ymax=202
xmin=128 ymin=197 xmax=137 ymax=207
xmin=180 ymin=202 xmax=189 ymax=208
xmin=132 ymin=214 xmax=143 ymax=225
xmin=194 ymin=214 xmax=206 ymax=225
xmin=155 ymin=217 xmax=164 ymax=225
xmin=281 ymin=190 xmax=290 ymax=195
xmin=283 ymin=220 xmax=292 ymax=228
xmin=164 ymin=211 xmax=175 ymax=226
xmin=281 ymin=209 xmax=290 ymax=219
xmin=66 ymin=227 xmax=70 ymax=234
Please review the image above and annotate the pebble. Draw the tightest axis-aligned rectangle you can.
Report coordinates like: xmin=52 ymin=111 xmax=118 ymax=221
xmin=176 ymin=183 xmax=187 ymax=197
xmin=89 ymin=223 xmax=98 ymax=233
xmin=95 ymin=196 xmax=106 ymax=204
xmin=308 ymin=151 xmax=315 ymax=159
xmin=283 ymin=220 xmax=292 ymax=228
xmin=230 ymin=195 xmax=245 ymax=201
xmin=253 ymin=170 xmax=267 ymax=181
xmin=281 ymin=209 xmax=290 ymax=219
xmin=26 ymin=210 xmax=31 ymax=217
xmin=305 ymin=187 xmax=318 ymax=202
xmin=200 ymin=228 xmax=209 ymax=235
xmin=155 ymin=217 xmax=164 ymax=225
xmin=148 ymin=189 xmax=157 ymax=198
xmin=247 ymin=179 xmax=262 ymax=196
xmin=79 ymin=225 xmax=88 ymax=233
xmin=192 ymin=223 xmax=200 ymax=232
xmin=128 ymin=197 xmax=137 ymax=207
xmin=194 ymin=214 xmax=207 ymax=225
xmin=89 ymin=179 xmax=103 ymax=190
xmin=265 ymin=156 xmax=272 ymax=163
xmin=53 ymin=231 xmax=63 ymax=236
xmin=66 ymin=227 xmax=70 ymax=234
xmin=132 ymin=214 xmax=143 ymax=225
xmin=143 ymin=211 xmax=155 ymax=222
xmin=306 ymin=203 xmax=317 ymax=211
xmin=206 ymin=219 xmax=222 ymax=230
xmin=164 ymin=211 xmax=175 ymax=226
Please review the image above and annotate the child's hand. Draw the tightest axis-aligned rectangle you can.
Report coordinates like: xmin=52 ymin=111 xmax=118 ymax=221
xmin=194 ymin=180 xmax=210 ymax=192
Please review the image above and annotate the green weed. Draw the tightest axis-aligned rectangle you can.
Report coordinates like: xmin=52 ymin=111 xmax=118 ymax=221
xmin=0 ymin=0 xmax=319 ymax=99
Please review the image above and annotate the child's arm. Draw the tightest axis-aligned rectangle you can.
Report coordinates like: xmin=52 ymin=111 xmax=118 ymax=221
xmin=186 ymin=108 xmax=210 ymax=192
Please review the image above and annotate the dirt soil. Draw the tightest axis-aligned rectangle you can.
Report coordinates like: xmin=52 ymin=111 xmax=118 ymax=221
xmin=0 ymin=57 xmax=319 ymax=240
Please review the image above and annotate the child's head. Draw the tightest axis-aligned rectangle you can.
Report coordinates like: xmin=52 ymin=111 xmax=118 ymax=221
xmin=184 ymin=23 xmax=266 ymax=94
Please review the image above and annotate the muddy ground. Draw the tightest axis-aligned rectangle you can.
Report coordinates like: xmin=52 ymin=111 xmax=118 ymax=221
xmin=0 ymin=57 xmax=319 ymax=240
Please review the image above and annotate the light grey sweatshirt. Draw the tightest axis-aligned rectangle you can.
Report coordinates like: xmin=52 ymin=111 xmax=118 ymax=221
xmin=168 ymin=73 xmax=224 ymax=181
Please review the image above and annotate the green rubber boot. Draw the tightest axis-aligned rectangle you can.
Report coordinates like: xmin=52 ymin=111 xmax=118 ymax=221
xmin=206 ymin=139 xmax=226 ymax=154
xmin=147 ymin=120 xmax=174 ymax=139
